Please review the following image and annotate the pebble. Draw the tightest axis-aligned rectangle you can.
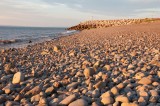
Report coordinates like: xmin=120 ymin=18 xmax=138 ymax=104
xmin=101 ymin=97 xmax=114 ymax=105
xmin=121 ymin=103 xmax=138 ymax=106
xmin=68 ymin=99 xmax=88 ymax=106
xmin=138 ymin=77 xmax=152 ymax=85
xmin=115 ymin=95 xmax=129 ymax=103
xmin=83 ymin=67 xmax=95 ymax=78
xmin=59 ymin=94 xmax=77 ymax=105
xmin=12 ymin=72 xmax=24 ymax=84
xmin=67 ymin=82 xmax=80 ymax=90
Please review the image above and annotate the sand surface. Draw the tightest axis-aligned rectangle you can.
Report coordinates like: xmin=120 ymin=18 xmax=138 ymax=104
xmin=0 ymin=21 xmax=160 ymax=106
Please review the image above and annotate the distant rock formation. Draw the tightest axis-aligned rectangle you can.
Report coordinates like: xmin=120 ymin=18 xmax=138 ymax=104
xmin=67 ymin=18 xmax=160 ymax=30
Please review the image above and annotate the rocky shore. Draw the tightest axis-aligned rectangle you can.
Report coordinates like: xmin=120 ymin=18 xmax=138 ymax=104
xmin=67 ymin=18 xmax=160 ymax=30
xmin=0 ymin=21 xmax=160 ymax=106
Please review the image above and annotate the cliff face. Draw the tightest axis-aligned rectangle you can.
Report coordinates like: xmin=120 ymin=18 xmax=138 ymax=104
xmin=67 ymin=18 xmax=160 ymax=30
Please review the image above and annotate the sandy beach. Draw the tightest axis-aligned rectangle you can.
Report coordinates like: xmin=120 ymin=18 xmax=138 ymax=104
xmin=0 ymin=21 xmax=160 ymax=106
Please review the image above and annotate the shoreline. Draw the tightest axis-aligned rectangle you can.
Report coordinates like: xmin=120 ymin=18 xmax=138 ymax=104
xmin=0 ymin=21 xmax=160 ymax=105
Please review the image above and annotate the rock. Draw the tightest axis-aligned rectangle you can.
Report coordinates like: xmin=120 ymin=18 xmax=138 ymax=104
xmin=101 ymin=91 xmax=113 ymax=98
xmin=14 ymin=94 xmax=22 ymax=101
xmin=158 ymin=71 xmax=160 ymax=78
xmin=101 ymin=97 xmax=114 ymax=105
xmin=121 ymin=103 xmax=138 ymax=106
xmin=139 ymin=91 xmax=148 ymax=97
xmin=91 ymin=102 xmax=102 ymax=106
xmin=150 ymin=60 xmax=160 ymax=67
xmin=1 ymin=74 xmax=13 ymax=82
xmin=94 ymin=81 xmax=106 ymax=89
xmin=113 ymin=102 xmax=120 ymax=106
xmin=39 ymin=97 xmax=47 ymax=104
xmin=134 ymin=72 xmax=145 ymax=80
xmin=53 ymin=45 xmax=61 ymax=52
xmin=138 ymin=77 xmax=152 ymax=85
xmin=2 ymin=83 xmax=14 ymax=94
xmin=5 ymin=101 xmax=20 ymax=106
xmin=66 ymin=82 xmax=80 ymax=90
xmin=128 ymin=64 xmax=135 ymax=69
xmin=115 ymin=95 xmax=129 ymax=103
xmin=45 ymin=87 xmax=55 ymax=95
xmin=103 ymin=65 xmax=111 ymax=71
xmin=117 ymin=83 xmax=125 ymax=89
xmin=41 ymin=51 xmax=49 ymax=55
xmin=4 ymin=63 xmax=12 ymax=74
xmin=93 ymin=61 xmax=101 ymax=71
xmin=111 ymin=87 xmax=119 ymax=95
xmin=92 ymin=89 xmax=100 ymax=98
xmin=59 ymin=94 xmax=77 ymax=105
xmin=68 ymin=99 xmax=88 ymax=106
xmin=149 ymin=96 xmax=158 ymax=103
xmin=31 ymin=94 xmax=40 ymax=102
xmin=150 ymin=90 xmax=158 ymax=97
xmin=0 ymin=95 xmax=6 ymax=104
xmin=138 ymin=96 xmax=146 ymax=103
xmin=25 ymin=84 xmax=42 ymax=96
xmin=12 ymin=72 xmax=24 ymax=84
xmin=83 ymin=67 xmax=95 ymax=78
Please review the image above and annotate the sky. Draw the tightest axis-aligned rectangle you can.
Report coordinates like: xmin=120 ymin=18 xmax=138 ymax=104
xmin=0 ymin=0 xmax=160 ymax=27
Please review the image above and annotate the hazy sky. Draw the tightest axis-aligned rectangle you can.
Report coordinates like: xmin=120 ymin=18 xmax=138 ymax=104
xmin=0 ymin=0 xmax=160 ymax=27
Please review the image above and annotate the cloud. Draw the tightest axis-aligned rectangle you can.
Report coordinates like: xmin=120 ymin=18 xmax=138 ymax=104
xmin=43 ymin=0 xmax=160 ymax=17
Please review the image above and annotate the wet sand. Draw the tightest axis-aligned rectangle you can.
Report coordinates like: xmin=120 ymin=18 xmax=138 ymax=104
xmin=0 ymin=21 xmax=160 ymax=106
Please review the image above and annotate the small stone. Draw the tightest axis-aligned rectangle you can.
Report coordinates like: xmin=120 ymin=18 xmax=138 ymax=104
xmin=139 ymin=91 xmax=148 ymax=97
xmin=113 ymin=102 xmax=120 ymax=106
xmin=92 ymin=89 xmax=100 ymax=98
xmin=39 ymin=97 xmax=47 ymax=104
xmin=31 ymin=94 xmax=40 ymax=102
xmin=111 ymin=87 xmax=119 ymax=95
xmin=41 ymin=51 xmax=49 ymax=55
xmin=91 ymin=102 xmax=102 ymax=106
xmin=59 ymin=94 xmax=77 ymax=105
xmin=103 ymin=65 xmax=111 ymax=71
xmin=53 ymin=45 xmax=60 ymax=52
xmin=138 ymin=96 xmax=146 ymax=103
xmin=138 ymin=77 xmax=152 ymax=85
xmin=12 ymin=72 xmax=24 ymax=84
xmin=2 ymin=83 xmax=14 ymax=94
xmin=83 ymin=67 xmax=95 ymax=78
xmin=94 ymin=81 xmax=106 ymax=89
xmin=0 ymin=95 xmax=6 ymax=104
xmin=150 ymin=90 xmax=158 ymax=97
xmin=149 ymin=96 xmax=158 ymax=103
xmin=66 ymin=82 xmax=79 ymax=90
xmin=101 ymin=91 xmax=112 ymax=98
xmin=128 ymin=64 xmax=135 ymax=69
xmin=101 ymin=97 xmax=114 ymax=105
xmin=115 ymin=95 xmax=129 ymax=103
xmin=158 ymin=71 xmax=160 ymax=78
xmin=45 ymin=87 xmax=55 ymax=95
xmin=25 ymin=84 xmax=42 ymax=96
xmin=134 ymin=72 xmax=145 ymax=80
xmin=121 ymin=103 xmax=138 ymax=106
xmin=117 ymin=83 xmax=125 ymax=89
xmin=4 ymin=63 xmax=12 ymax=74
xmin=68 ymin=99 xmax=88 ymax=106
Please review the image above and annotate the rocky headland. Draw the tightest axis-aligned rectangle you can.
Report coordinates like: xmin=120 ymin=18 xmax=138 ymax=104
xmin=0 ymin=20 xmax=160 ymax=106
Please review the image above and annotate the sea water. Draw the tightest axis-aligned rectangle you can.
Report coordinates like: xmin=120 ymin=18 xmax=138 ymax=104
xmin=0 ymin=26 xmax=77 ymax=49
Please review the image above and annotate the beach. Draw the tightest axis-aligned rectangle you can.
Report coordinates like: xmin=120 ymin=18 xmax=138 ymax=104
xmin=0 ymin=21 xmax=160 ymax=106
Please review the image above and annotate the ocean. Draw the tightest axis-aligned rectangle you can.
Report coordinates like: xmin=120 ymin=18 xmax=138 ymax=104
xmin=0 ymin=26 xmax=77 ymax=49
